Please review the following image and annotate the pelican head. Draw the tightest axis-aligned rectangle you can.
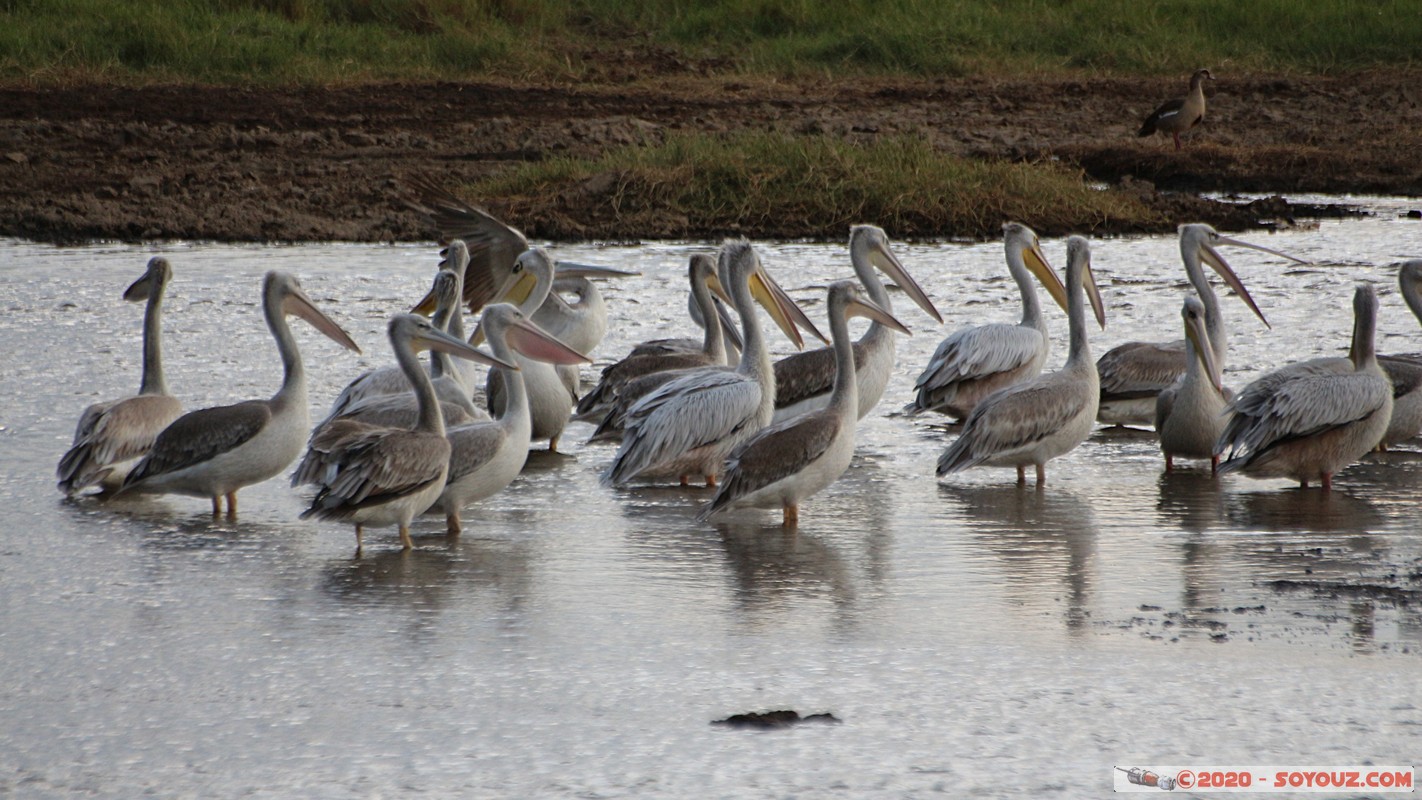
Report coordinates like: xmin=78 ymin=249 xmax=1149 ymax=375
xmin=1179 ymin=223 xmax=1307 ymax=330
xmin=266 ymin=270 xmax=362 ymax=354
xmin=1396 ymin=259 xmax=1422 ymax=321
xmin=1065 ymin=236 xmax=1107 ymax=328
xmin=123 ymin=256 xmax=172 ymax=302
xmin=474 ymin=303 xmax=592 ymax=366
xmin=692 ymin=253 xmax=735 ymax=306
xmin=831 ymin=280 xmax=912 ymax=336
xmin=1003 ymin=222 xmax=1068 ymax=313
xmin=389 ymin=313 xmax=515 ymax=371
xmin=849 ymin=224 xmax=943 ymax=323
xmin=493 ymin=247 xmax=557 ymax=314
xmin=718 ymin=240 xmax=823 ymax=349
xmin=410 ymin=268 xmax=463 ymax=322
xmin=1181 ymin=295 xmax=1222 ymax=392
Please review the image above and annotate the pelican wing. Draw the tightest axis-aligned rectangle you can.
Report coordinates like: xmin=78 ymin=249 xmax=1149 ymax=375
xmin=605 ymin=370 xmax=761 ymax=485
xmin=915 ymin=323 xmax=1045 ymax=393
xmin=937 ymin=377 xmax=1092 ymax=474
xmin=444 ymin=423 xmax=509 ymax=484
xmin=1219 ymin=368 xmax=1392 ymax=463
xmin=704 ymin=409 xmax=841 ymax=516
xmin=773 ymin=346 xmax=836 ymax=409
xmin=1097 ymin=340 xmax=1186 ymax=398
xmin=1380 ymin=355 xmax=1422 ymax=399
xmin=124 ymin=401 xmax=272 ymax=486
xmin=302 ymin=429 xmax=450 ymax=516
xmin=404 ymin=175 xmax=527 ymax=312
xmin=59 ymin=394 xmax=182 ymax=489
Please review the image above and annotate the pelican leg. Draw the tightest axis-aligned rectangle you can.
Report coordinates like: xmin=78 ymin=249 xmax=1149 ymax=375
xmin=225 ymin=491 xmax=238 ymax=519
xmin=548 ymin=436 xmax=560 ymax=454
xmin=1300 ymin=478 xmax=1310 ymax=489
xmin=399 ymin=524 xmax=414 ymax=551
xmin=1210 ymin=455 xmax=1219 ymax=476
xmin=1035 ymin=463 xmax=1047 ymax=486
xmin=1015 ymin=465 xmax=1026 ymax=485
xmin=1164 ymin=453 xmax=1175 ymax=473
xmin=210 ymin=496 xmax=222 ymax=516
xmin=705 ymin=474 xmax=717 ymax=488
xmin=354 ymin=524 xmax=364 ymax=555
xmin=679 ymin=475 xmax=690 ymax=487
xmin=446 ymin=512 xmax=462 ymax=537
xmin=782 ymin=503 xmax=799 ymax=528
xmin=1321 ymin=472 xmax=1333 ymax=491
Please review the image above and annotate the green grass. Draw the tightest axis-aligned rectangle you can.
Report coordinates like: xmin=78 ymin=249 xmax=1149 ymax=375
xmin=461 ymin=131 xmax=1162 ymax=240
xmin=1 ymin=0 xmax=1419 ymax=84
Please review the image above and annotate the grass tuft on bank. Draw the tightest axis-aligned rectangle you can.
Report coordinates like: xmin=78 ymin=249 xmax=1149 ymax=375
xmin=2 ymin=0 xmax=1420 ymax=84
xmin=458 ymin=132 xmax=1162 ymax=240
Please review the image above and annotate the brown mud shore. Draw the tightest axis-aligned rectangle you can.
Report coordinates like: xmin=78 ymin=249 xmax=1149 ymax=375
xmin=2 ymin=70 xmax=1420 ymax=244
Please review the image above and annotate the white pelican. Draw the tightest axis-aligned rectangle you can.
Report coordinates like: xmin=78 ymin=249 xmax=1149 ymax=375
xmin=481 ymin=248 xmax=607 ymax=452
xmin=117 ymin=271 xmax=361 ymax=516
xmin=1377 ymin=259 xmax=1422 ymax=448
xmin=937 ymin=236 xmax=1106 ymax=486
xmin=574 ymin=253 xmax=734 ymax=423
xmin=603 ymin=240 xmax=805 ymax=487
xmin=57 ymin=257 xmax=183 ymax=496
xmin=295 ymin=314 xmax=515 ymax=552
xmin=404 ymin=174 xmax=638 ymax=351
xmin=627 ymin=287 xmax=742 ymax=363
xmin=907 ymin=222 xmax=1069 ymax=420
xmin=1154 ymin=296 xmax=1227 ymax=473
xmin=322 ymin=258 xmax=481 ymax=426
xmin=431 ymin=304 xmax=592 ymax=534
xmin=324 ymin=268 xmax=487 ymax=431
xmin=701 ymin=280 xmax=911 ymax=526
xmin=1138 ymin=68 xmax=1213 ymax=151
xmin=1096 ymin=223 xmax=1302 ymax=426
xmin=1216 ymin=284 xmax=1393 ymax=489
xmin=773 ymin=225 xmax=942 ymax=423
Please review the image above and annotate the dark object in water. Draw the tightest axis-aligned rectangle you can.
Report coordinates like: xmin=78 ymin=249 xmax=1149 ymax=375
xmin=711 ymin=710 xmax=841 ymax=729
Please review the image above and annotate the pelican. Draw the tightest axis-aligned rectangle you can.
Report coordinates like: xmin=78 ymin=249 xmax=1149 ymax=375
xmin=117 ymin=271 xmax=361 ymax=516
xmin=322 ymin=259 xmax=482 ymax=426
xmin=603 ymin=240 xmax=806 ymax=487
xmin=295 ymin=314 xmax=516 ymax=552
xmin=907 ymin=222 xmax=1069 ymax=420
xmin=403 ymin=174 xmax=638 ymax=352
xmin=773 ymin=225 xmax=942 ymax=423
xmin=324 ymin=268 xmax=487 ymax=431
xmin=701 ymin=280 xmax=911 ymax=526
xmin=1216 ymin=284 xmax=1393 ymax=489
xmin=627 ymin=288 xmax=742 ymax=363
xmin=57 ymin=257 xmax=183 ymax=495
xmin=937 ymin=236 xmax=1106 ymax=486
xmin=574 ymin=254 xmax=734 ymax=423
xmin=1377 ymin=259 xmax=1422 ymax=448
xmin=1138 ymin=68 xmax=1213 ymax=151
xmin=430 ymin=304 xmax=592 ymax=534
xmin=1096 ymin=223 xmax=1302 ymax=426
xmin=1154 ymin=296 xmax=1228 ymax=473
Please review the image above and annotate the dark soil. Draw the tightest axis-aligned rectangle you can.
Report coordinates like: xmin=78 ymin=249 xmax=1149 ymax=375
xmin=2 ymin=69 xmax=1420 ymax=244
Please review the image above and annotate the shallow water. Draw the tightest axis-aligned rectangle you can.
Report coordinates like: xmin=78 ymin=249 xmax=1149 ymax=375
xmin=3 ymin=202 xmax=1421 ymax=798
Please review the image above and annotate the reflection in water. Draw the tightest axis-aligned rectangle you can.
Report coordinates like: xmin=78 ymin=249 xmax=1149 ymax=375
xmin=1225 ymin=488 xmax=1386 ymax=533
xmin=939 ymin=484 xmax=1097 ymax=632
xmin=1155 ymin=470 xmax=1226 ymax=533
xmin=712 ymin=522 xmax=856 ymax=614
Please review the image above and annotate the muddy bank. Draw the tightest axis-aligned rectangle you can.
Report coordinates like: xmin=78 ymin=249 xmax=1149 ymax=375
xmin=1 ymin=71 xmax=1419 ymax=244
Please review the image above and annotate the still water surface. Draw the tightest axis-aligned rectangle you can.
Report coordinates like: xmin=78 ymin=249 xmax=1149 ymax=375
xmin=2 ymin=200 xmax=1420 ymax=797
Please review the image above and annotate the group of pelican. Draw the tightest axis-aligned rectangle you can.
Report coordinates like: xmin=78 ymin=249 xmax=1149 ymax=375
xmin=57 ymin=191 xmax=1422 ymax=550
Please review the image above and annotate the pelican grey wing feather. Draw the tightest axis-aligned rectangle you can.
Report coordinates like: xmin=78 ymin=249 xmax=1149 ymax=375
xmin=773 ymin=346 xmax=837 ymax=409
xmin=302 ymin=430 xmax=449 ymax=517
xmin=123 ymin=401 xmax=271 ymax=487
xmin=404 ymin=174 xmax=527 ymax=312
xmin=333 ymin=395 xmax=479 ymax=430
xmin=937 ymin=379 xmax=1092 ymax=475
xmin=444 ymin=423 xmax=509 ymax=484
xmin=703 ymin=410 xmax=841 ymax=517
xmin=915 ymin=324 xmax=1045 ymax=392
xmin=1380 ymin=355 xmax=1422 ymax=399
xmin=605 ymin=371 xmax=761 ymax=485
xmin=575 ymin=351 xmax=713 ymax=419
xmin=1097 ymin=340 xmax=1186 ymax=398
xmin=58 ymin=394 xmax=182 ymax=489
xmin=1154 ymin=379 xmax=1181 ymax=433
xmin=588 ymin=365 xmax=731 ymax=441
xmin=292 ymin=418 xmax=381 ymax=487
xmin=1218 ymin=371 xmax=1392 ymax=466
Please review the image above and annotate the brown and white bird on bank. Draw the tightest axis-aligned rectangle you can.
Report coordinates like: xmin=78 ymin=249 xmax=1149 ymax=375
xmin=907 ymin=222 xmax=1068 ymax=420
xmin=58 ymin=257 xmax=184 ymax=496
xmin=1138 ymin=68 xmax=1213 ymax=151
xmin=1216 ymin=284 xmax=1393 ymax=490
xmin=1096 ymin=224 xmax=1305 ymax=427
xmin=117 ymin=271 xmax=362 ymax=517
xmin=1154 ymin=296 xmax=1229 ymax=474
xmin=294 ymin=314 xmax=516 ymax=553
xmin=937 ymin=236 xmax=1107 ymax=486
xmin=701 ymin=280 xmax=911 ymax=527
